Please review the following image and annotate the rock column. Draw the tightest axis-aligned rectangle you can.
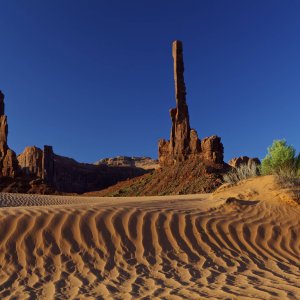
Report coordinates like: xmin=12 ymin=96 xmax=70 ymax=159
xmin=158 ymin=41 xmax=225 ymax=167
xmin=169 ymin=40 xmax=192 ymax=162
xmin=159 ymin=41 xmax=201 ymax=165
xmin=0 ymin=91 xmax=19 ymax=177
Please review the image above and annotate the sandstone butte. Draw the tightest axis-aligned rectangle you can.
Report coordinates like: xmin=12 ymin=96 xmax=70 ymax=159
xmin=0 ymin=41 xmax=259 ymax=195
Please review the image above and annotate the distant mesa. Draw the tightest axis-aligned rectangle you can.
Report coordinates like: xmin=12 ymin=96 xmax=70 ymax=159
xmin=95 ymin=156 xmax=159 ymax=170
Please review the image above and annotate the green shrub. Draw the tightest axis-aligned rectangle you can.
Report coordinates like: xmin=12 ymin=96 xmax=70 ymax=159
xmin=261 ymin=139 xmax=300 ymax=176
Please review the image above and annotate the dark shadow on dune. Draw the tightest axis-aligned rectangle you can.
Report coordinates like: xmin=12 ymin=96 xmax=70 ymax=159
xmin=225 ymin=198 xmax=260 ymax=206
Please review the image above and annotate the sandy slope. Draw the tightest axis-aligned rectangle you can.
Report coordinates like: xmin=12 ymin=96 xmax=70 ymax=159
xmin=0 ymin=176 xmax=299 ymax=299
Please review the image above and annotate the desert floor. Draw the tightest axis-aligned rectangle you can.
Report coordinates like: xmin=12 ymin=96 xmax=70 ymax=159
xmin=0 ymin=176 xmax=299 ymax=299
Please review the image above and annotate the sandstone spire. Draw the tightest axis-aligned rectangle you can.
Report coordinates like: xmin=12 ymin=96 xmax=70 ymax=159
xmin=159 ymin=41 xmax=201 ymax=165
xmin=158 ymin=41 xmax=224 ymax=166
xmin=0 ymin=91 xmax=19 ymax=177
xmin=169 ymin=40 xmax=192 ymax=162
xmin=0 ymin=91 xmax=5 ymax=116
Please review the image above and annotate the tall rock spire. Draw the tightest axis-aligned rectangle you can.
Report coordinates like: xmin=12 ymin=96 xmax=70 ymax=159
xmin=0 ymin=91 xmax=5 ymax=116
xmin=0 ymin=91 xmax=9 ymax=152
xmin=159 ymin=41 xmax=201 ymax=165
xmin=169 ymin=40 xmax=191 ymax=162
xmin=0 ymin=91 xmax=19 ymax=177
xmin=158 ymin=41 xmax=224 ymax=166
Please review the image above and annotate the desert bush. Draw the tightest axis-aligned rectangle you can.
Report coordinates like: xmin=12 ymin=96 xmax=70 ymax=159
xmin=223 ymin=163 xmax=259 ymax=185
xmin=261 ymin=140 xmax=300 ymax=195
xmin=261 ymin=139 xmax=300 ymax=176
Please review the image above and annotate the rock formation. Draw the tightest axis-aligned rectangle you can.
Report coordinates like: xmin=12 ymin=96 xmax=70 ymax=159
xmin=17 ymin=145 xmax=55 ymax=184
xmin=16 ymin=145 xmax=149 ymax=194
xmin=228 ymin=156 xmax=261 ymax=169
xmin=0 ymin=91 xmax=19 ymax=177
xmin=158 ymin=41 xmax=224 ymax=166
xmin=0 ymin=41 xmax=231 ymax=195
xmin=17 ymin=146 xmax=43 ymax=177
xmin=201 ymin=136 xmax=224 ymax=164
xmin=52 ymin=154 xmax=148 ymax=193
xmin=95 ymin=156 xmax=159 ymax=170
xmin=159 ymin=41 xmax=201 ymax=165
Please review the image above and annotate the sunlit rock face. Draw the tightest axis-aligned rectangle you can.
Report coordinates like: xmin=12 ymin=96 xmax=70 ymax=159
xmin=158 ymin=41 xmax=224 ymax=167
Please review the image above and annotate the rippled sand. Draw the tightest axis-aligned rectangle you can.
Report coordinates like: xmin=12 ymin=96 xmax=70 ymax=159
xmin=0 ymin=176 xmax=299 ymax=299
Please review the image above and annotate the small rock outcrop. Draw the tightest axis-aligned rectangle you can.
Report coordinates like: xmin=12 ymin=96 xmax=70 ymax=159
xmin=228 ymin=156 xmax=261 ymax=169
xmin=158 ymin=41 xmax=224 ymax=166
xmin=17 ymin=146 xmax=43 ymax=177
xmin=201 ymin=136 xmax=224 ymax=164
xmin=17 ymin=145 xmax=55 ymax=185
xmin=0 ymin=91 xmax=19 ymax=177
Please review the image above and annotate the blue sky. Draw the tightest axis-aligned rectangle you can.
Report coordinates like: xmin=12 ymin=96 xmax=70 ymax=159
xmin=1 ymin=1 xmax=300 ymax=163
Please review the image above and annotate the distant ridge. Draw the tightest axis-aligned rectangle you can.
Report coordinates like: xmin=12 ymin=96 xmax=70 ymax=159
xmin=94 ymin=156 xmax=159 ymax=170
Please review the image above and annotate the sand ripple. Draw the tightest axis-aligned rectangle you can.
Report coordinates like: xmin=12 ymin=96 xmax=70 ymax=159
xmin=0 ymin=192 xmax=299 ymax=299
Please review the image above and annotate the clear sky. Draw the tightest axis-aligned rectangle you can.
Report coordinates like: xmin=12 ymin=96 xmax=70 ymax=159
xmin=1 ymin=1 xmax=300 ymax=163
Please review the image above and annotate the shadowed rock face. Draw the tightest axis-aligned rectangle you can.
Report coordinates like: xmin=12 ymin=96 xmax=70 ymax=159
xmin=52 ymin=155 xmax=147 ymax=193
xmin=158 ymin=41 xmax=224 ymax=166
xmin=42 ymin=145 xmax=55 ymax=185
xmin=0 ymin=91 xmax=19 ymax=177
xmin=0 ymin=91 xmax=4 ymax=116
xmin=17 ymin=145 xmax=149 ymax=194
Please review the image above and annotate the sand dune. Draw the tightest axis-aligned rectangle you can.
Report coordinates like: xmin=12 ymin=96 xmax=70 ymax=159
xmin=0 ymin=176 xmax=299 ymax=299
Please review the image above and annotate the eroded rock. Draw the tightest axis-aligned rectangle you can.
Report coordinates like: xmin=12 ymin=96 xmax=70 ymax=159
xmin=158 ymin=41 xmax=224 ymax=166
xmin=0 ymin=91 xmax=19 ymax=177
xmin=17 ymin=146 xmax=43 ymax=177
xmin=201 ymin=136 xmax=224 ymax=164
